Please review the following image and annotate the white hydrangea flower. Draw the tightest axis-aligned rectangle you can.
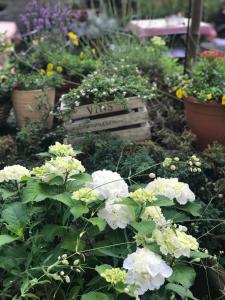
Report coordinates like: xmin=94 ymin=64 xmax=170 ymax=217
xmin=88 ymin=170 xmax=129 ymax=201
xmin=141 ymin=206 xmax=166 ymax=226
xmin=153 ymin=226 xmax=199 ymax=258
xmin=146 ymin=178 xmax=195 ymax=205
xmin=98 ymin=199 xmax=134 ymax=229
xmin=49 ymin=142 xmax=76 ymax=157
xmin=123 ymin=248 xmax=172 ymax=295
xmin=32 ymin=156 xmax=85 ymax=182
xmin=0 ymin=165 xmax=30 ymax=182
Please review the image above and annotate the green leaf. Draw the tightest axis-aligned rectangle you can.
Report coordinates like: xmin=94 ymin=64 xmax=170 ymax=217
xmin=88 ymin=217 xmax=107 ymax=231
xmin=66 ymin=173 xmax=92 ymax=192
xmin=117 ymin=197 xmax=140 ymax=209
xmin=168 ymin=263 xmax=196 ymax=288
xmin=48 ymin=176 xmax=65 ymax=186
xmin=190 ymin=250 xmax=210 ymax=259
xmin=95 ymin=264 xmax=112 ymax=275
xmin=70 ymin=202 xmax=89 ymax=220
xmin=81 ymin=292 xmax=113 ymax=300
xmin=2 ymin=202 xmax=28 ymax=238
xmin=150 ymin=195 xmax=174 ymax=207
xmin=50 ymin=193 xmax=73 ymax=207
xmin=0 ymin=188 xmax=17 ymax=200
xmin=0 ymin=235 xmax=17 ymax=247
xmin=179 ymin=202 xmax=204 ymax=217
xmin=130 ymin=220 xmax=155 ymax=236
xmin=164 ymin=209 xmax=190 ymax=222
xmin=166 ymin=283 xmax=199 ymax=300
xmin=22 ymin=180 xmax=49 ymax=203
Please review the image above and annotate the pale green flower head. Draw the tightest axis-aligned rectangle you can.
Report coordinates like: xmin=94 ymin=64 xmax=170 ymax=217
xmin=101 ymin=268 xmax=127 ymax=285
xmin=151 ymin=36 xmax=166 ymax=47
xmin=0 ymin=165 xmax=30 ymax=183
xmin=72 ymin=187 xmax=98 ymax=203
xmin=129 ymin=188 xmax=156 ymax=204
xmin=162 ymin=157 xmax=172 ymax=167
xmin=49 ymin=142 xmax=77 ymax=157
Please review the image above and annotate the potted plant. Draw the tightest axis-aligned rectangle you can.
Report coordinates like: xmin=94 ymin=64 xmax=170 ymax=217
xmin=175 ymin=50 xmax=225 ymax=149
xmin=58 ymin=63 xmax=155 ymax=116
xmin=12 ymin=72 xmax=62 ymax=129
xmin=0 ymin=70 xmax=14 ymax=126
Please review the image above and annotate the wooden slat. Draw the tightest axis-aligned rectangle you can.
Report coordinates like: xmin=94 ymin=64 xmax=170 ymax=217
xmin=65 ymin=97 xmax=145 ymax=121
xmin=66 ymin=123 xmax=151 ymax=144
xmin=65 ymin=111 xmax=149 ymax=132
xmin=112 ymin=124 xmax=151 ymax=141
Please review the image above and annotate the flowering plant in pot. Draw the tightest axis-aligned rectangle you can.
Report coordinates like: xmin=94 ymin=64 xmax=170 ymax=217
xmin=0 ymin=69 xmax=14 ymax=126
xmin=0 ymin=142 xmax=217 ymax=299
xmin=12 ymin=71 xmax=62 ymax=129
xmin=175 ymin=50 xmax=225 ymax=149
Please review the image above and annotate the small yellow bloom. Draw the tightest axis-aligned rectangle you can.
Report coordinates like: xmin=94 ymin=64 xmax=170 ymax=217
xmin=47 ymin=63 xmax=54 ymax=71
xmin=56 ymin=66 xmax=63 ymax=74
xmin=80 ymin=52 xmax=85 ymax=59
xmin=92 ymin=48 xmax=97 ymax=56
xmin=207 ymin=94 xmax=212 ymax=100
xmin=222 ymin=95 xmax=225 ymax=105
xmin=46 ymin=71 xmax=53 ymax=77
xmin=176 ymin=88 xmax=183 ymax=99
xmin=74 ymin=37 xmax=79 ymax=46
xmin=68 ymin=32 xmax=76 ymax=39
xmin=182 ymin=80 xmax=187 ymax=85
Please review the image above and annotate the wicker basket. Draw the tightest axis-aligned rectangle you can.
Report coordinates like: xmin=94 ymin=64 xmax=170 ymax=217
xmin=0 ymin=101 xmax=12 ymax=127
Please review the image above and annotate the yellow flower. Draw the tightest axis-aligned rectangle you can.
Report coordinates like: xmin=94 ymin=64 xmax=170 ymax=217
xmin=46 ymin=71 xmax=53 ymax=77
xmin=56 ymin=66 xmax=63 ymax=74
xmin=182 ymin=80 xmax=187 ymax=85
xmin=74 ymin=37 xmax=79 ymax=46
xmin=72 ymin=187 xmax=98 ymax=203
xmin=68 ymin=32 xmax=76 ymax=39
xmin=207 ymin=94 xmax=212 ymax=101
xmin=222 ymin=95 xmax=225 ymax=105
xmin=47 ymin=63 xmax=54 ymax=71
xmin=92 ymin=48 xmax=97 ymax=56
xmin=80 ymin=52 xmax=85 ymax=59
xmin=176 ymin=88 xmax=183 ymax=99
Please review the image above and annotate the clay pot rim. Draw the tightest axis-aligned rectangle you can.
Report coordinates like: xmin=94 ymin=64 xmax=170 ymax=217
xmin=184 ymin=96 xmax=224 ymax=108
xmin=13 ymin=87 xmax=55 ymax=93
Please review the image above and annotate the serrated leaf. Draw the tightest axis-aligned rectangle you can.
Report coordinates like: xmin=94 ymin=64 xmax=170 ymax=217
xmin=88 ymin=217 xmax=107 ymax=231
xmin=0 ymin=235 xmax=17 ymax=247
xmin=149 ymin=196 xmax=174 ymax=207
xmin=95 ymin=264 xmax=112 ymax=274
xmin=66 ymin=173 xmax=92 ymax=192
xmin=2 ymin=203 xmax=28 ymax=237
xmin=130 ymin=220 xmax=155 ymax=236
xmin=179 ymin=202 xmax=204 ymax=217
xmin=50 ymin=192 xmax=73 ymax=207
xmin=0 ymin=188 xmax=17 ymax=200
xmin=190 ymin=250 xmax=210 ymax=259
xmin=168 ymin=263 xmax=196 ymax=288
xmin=70 ymin=202 xmax=89 ymax=220
xmin=48 ymin=176 xmax=65 ymax=186
xmin=166 ymin=283 xmax=199 ymax=300
xmin=81 ymin=292 xmax=113 ymax=300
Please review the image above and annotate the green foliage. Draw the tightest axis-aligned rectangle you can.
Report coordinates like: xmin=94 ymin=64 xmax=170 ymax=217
xmin=0 ymin=69 xmax=14 ymax=99
xmin=15 ymin=71 xmax=62 ymax=90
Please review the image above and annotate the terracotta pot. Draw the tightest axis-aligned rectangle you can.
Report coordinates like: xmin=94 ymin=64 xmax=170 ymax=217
xmin=0 ymin=99 xmax=12 ymax=127
xmin=12 ymin=88 xmax=55 ymax=129
xmin=184 ymin=97 xmax=225 ymax=149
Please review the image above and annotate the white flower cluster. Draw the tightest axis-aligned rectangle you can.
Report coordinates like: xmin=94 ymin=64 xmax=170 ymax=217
xmin=32 ymin=156 xmax=85 ymax=182
xmin=146 ymin=177 xmax=195 ymax=205
xmin=141 ymin=206 xmax=166 ymax=226
xmin=49 ymin=142 xmax=77 ymax=157
xmin=153 ymin=225 xmax=199 ymax=258
xmin=123 ymin=248 xmax=172 ymax=295
xmin=0 ymin=165 xmax=30 ymax=182
xmin=89 ymin=170 xmax=134 ymax=229
xmin=188 ymin=155 xmax=202 ymax=173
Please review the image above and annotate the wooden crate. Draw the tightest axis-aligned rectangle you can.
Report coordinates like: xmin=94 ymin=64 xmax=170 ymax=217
xmin=64 ymin=97 xmax=151 ymax=143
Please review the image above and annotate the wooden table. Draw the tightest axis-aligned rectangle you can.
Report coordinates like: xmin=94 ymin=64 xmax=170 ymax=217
xmin=126 ymin=17 xmax=217 ymax=42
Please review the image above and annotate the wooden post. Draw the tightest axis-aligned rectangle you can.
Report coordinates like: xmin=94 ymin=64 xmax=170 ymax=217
xmin=186 ymin=0 xmax=203 ymax=64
